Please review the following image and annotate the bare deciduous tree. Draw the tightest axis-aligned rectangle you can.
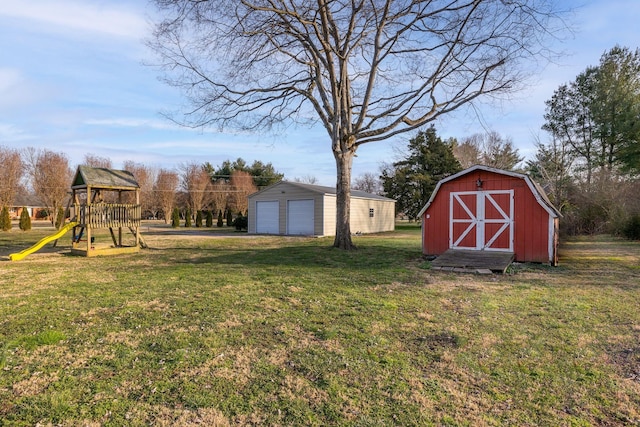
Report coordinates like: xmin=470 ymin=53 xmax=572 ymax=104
xmin=229 ymin=170 xmax=257 ymax=214
xmin=210 ymin=179 xmax=230 ymax=216
xmin=456 ymin=132 xmax=524 ymax=171
xmin=150 ymin=0 xmax=567 ymax=249
xmin=154 ymin=169 xmax=179 ymax=223
xmin=453 ymin=137 xmax=482 ymax=169
xmin=83 ymin=154 xmax=112 ymax=169
xmin=123 ymin=161 xmax=156 ymax=217
xmin=25 ymin=148 xmax=72 ymax=226
xmin=180 ymin=162 xmax=212 ymax=217
xmin=352 ymin=172 xmax=382 ymax=195
xmin=0 ymin=146 xmax=24 ymax=209
xmin=294 ymin=175 xmax=319 ymax=185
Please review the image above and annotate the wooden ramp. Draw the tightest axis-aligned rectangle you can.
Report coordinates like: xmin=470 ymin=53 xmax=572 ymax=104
xmin=431 ymin=249 xmax=514 ymax=274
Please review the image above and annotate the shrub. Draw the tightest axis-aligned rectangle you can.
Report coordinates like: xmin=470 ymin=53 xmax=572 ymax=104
xmin=19 ymin=207 xmax=31 ymax=231
xmin=623 ymin=214 xmax=640 ymax=240
xmin=171 ymin=207 xmax=180 ymax=228
xmin=217 ymin=210 xmax=224 ymax=227
xmin=206 ymin=210 xmax=213 ymax=227
xmin=185 ymin=207 xmax=192 ymax=227
xmin=0 ymin=206 xmax=10 ymax=231
xmin=226 ymin=209 xmax=233 ymax=226
xmin=196 ymin=210 xmax=203 ymax=227
xmin=233 ymin=214 xmax=248 ymax=231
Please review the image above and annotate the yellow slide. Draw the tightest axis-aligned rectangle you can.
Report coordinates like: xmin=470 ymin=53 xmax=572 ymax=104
xmin=9 ymin=222 xmax=78 ymax=261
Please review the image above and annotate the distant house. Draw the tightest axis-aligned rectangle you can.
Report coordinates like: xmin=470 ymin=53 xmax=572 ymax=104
xmin=10 ymin=194 xmax=48 ymax=220
xmin=248 ymin=181 xmax=396 ymax=236
xmin=419 ymin=165 xmax=561 ymax=265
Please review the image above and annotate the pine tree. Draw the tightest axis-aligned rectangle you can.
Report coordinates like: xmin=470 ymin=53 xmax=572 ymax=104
xmin=206 ymin=210 xmax=213 ymax=227
xmin=196 ymin=210 xmax=203 ymax=227
xmin=381 ymin=125 xmax=462 ymax=220
xmin=171 ymin=207 xmax=180 ymax=228
xmin=184 ymin=207 xmax=192 ymax=227
xmin=217 ymin=210 xmax=224 ymax=227
xmin=19 ymin=207 xmax=31 ymax=231
xmin=226 ymin=209 xmax=233 ymax=226
xmin=0 ymin=206 xmax=10 ymax=231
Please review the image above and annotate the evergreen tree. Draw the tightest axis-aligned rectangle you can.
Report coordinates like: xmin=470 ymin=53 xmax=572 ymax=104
xmin=184 ymin=206 xmax=192 ymax=227
xmin=226 ymin=208 xmax=233 ymax=226
xmin=0 ymin=206 xmax=10 ymax=231
xmin=206 ymin=210 xmax=213 ymax=227
xmin=196 ymin=210 xmax=203 ymax=227
xmin=171 ymin=207 xmax=180 ymax=228
xmin=19 ymin=207 xmax=31 ymax=231
xmin=217 ymin=210 xmax=224 ymax=227
xmin=381 ymin=125 xmax=462 ymax=220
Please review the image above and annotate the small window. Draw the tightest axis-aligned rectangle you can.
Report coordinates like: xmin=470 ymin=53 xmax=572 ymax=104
xmin=369 ymin=208 xmax=375 ymax=218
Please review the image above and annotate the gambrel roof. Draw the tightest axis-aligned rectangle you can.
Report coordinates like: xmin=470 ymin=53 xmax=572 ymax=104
xmin=417 ymin=165 xmax=561 ymax=218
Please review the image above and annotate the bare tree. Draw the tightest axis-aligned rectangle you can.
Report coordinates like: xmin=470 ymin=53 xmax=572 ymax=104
xmin=25 ymin=148 xmax=72 ymax=226
xmin=294 ymin=175 xmax=319 ymax=185
xmin=150 ymin=0 xmax=567 ymax=249
xmin=0 ymin=146 xmax=24 ymax=209
xmin=229 ymin=170 xmax=257 ymax=214
xmin=123 ymin=161 xmax=155 ymax=217
xmin=83 ymin=154 xmax=112 ymax=169
xmin=179 ymin=162 xmax=212 ymax=218
xmin=456 ymin=132 xmax=523 ymax=170
xmin=453 ymin=137 xmax=482 ymax=169
xmin=154 ymin=168 xmax=179 ymax=224
xmin=210 ymin=179 xmax=230 ymax=216
xmin=353 ymin=172 xmax=382 ymax=195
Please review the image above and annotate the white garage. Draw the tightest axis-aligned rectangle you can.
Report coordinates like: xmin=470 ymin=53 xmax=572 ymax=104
xmin=287 ymin=199 xmax=315 ymax=235
xmin=255 ymin=200 xmax=279 ymax=234
xmin=248 ymin=181 xmax=396 ymax=236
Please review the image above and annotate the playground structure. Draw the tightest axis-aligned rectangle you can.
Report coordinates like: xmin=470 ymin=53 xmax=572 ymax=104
xmin=9 ymin=222 xmax=78 ymax=261
xmin=7 ymin=166 xmax=146 ymax=261
xmin=70 ymin=166 xmax=146 ymax=257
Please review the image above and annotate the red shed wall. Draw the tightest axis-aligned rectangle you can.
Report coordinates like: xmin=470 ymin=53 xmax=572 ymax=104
xmin=422 ymin=170 xmax=552 ymax=263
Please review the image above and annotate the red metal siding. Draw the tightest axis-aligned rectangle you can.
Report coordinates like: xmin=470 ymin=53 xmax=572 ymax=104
xmin=422 ymin=170 xmax=553 ymax=263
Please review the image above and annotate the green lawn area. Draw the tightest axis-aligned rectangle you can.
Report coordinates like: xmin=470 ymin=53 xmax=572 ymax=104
xmin=1 ymin=223 xmax=639 ymax=426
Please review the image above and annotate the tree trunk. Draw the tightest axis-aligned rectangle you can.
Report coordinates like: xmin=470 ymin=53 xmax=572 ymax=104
xmin=333 ymin=149 xmax=356 ymax=250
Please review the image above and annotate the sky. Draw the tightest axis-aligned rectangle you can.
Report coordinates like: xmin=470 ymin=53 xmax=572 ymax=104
xmin=1 ymin=0 xmax=639 ymax=186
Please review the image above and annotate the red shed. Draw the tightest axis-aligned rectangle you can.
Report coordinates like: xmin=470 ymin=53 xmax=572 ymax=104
xmin=419 ymin=165 xmax=561 ymax=265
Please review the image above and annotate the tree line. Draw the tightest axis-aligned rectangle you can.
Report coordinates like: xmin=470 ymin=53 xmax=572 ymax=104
xmin=376 ymin=46 xmax=640 ymax=240
xmin=0 ymin=149 xmax=284 ymax=230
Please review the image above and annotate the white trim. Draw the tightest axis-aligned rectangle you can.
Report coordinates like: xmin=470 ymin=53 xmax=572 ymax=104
xmin=449 ymin=190 xmax=513 ymax=251
xmin=418 ymin=165 xmax=560 ymax=218
xmin=548 ymin=216 xmax=555 ymax=264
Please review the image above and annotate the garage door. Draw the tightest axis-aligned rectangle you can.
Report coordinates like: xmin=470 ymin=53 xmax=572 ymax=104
xmin=287 ymin=199 xmax=315 ymax=235
xmin=256 ymin=201 xmax=279 ymax=234
xmin=450 ymin=190 xmax=513 ymax=251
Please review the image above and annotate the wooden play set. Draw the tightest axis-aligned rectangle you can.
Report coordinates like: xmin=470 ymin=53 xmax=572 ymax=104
xmin=69 ymin=165 xmax=146 ymax=257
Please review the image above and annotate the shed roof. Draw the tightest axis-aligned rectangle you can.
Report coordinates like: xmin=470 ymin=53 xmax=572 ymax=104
xmin=417 ymin=165 xmax=561 ymax=218
xmin=71 ymin=165 xmax=139 ymax=191
xmin=249 ymin=180 xmax=395 ymax=202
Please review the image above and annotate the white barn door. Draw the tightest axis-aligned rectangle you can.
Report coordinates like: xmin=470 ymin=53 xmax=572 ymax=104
xmin=256 ymin=201 xmax=279 ymax=234
xmin=287 ymin=199 xmax=314 ymax=235
xmin=450 ymin=190 xmax=513 ymax=251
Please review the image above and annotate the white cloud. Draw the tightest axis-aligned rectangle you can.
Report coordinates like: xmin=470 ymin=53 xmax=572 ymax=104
xmin=84 ymin=117 xmax=183 ymax=131
xmin=0 ymin=68 xmax=48 ymax=112
xmin=0 ymin=1 xmax=148 ymax=39
xmin=0 ymin=122 xmax=34 ymax=143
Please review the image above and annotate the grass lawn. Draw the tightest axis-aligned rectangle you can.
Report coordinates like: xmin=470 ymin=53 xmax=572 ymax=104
xmin=1 ymin=223 xmax=639 ymax=426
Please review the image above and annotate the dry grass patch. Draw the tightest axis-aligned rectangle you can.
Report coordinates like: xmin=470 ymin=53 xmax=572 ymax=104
xmin=1 ymin=228 xmax=639 ymax=425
